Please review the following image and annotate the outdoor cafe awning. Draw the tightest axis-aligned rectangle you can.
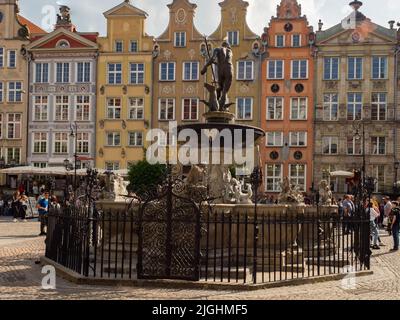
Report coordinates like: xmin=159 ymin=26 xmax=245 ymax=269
xmin=0 ymin=166 xmax=129 ymax=177
xmin=329 ymin=170 xmax=355 ymax=178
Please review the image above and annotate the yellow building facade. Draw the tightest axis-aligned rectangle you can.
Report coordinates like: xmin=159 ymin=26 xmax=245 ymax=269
xmin=96 ymin=0 xmax=154 ymax=170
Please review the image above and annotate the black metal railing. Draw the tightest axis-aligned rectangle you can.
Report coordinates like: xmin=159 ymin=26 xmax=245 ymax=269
xmin=45 ymin=203 xmax=371 ymax=284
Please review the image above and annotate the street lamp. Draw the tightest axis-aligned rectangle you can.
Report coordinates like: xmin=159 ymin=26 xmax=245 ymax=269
xmin=352 ymin=121 xmax=366 ymax=200
xmin=69 ymin=122 xmax=80 ymax=190
xmin=394 ymin=161 xmax=400 ymax=195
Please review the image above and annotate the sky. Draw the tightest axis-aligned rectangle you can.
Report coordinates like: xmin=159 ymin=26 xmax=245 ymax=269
xmin=18 ymin=0 xmax=400 ymax=36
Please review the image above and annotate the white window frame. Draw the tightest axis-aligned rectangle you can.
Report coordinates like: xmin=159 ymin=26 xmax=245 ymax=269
xmin=227 ymin=31 xmax=239 ymax=46
xmin=347 ymin=136 xmax=362 ymax=155
xmin=130 ymin=40 xmax=138 ymax=53
xmin=75 ymin=95 xmax=90 ymax=121
xmin=371 ymin=56 xmax=388 ymax=80
xmin=35 ymin=63 xmax=49 ymax=83
xmin=128 ymin=131 xmax=144 ymax=147
xmin=33 ymin=95 xmax=49 ymax=121
xmin=130 ymin=63 xmax=145 ymax=84
xmin=55 ymin=62 xmax=70 ymax=83
xmin=53 ymin=132 xmax=69 ymax=154
xmin=6 ymin=147 xmax=21 ymax=164
xmin=290 ymin=97 xmax=307 ymax=120
xmin=7 ymin=82 xmax=22 ymax=102
xmin=33 ymin=132 xmax=48 ymax=154
xmin=6 ymin=113 xmax=21 ymax=139
xmin=267 ymin=60 xmax=284 ymax=79
xmin=0 ymin=82 xmax=3 ymax=103
xmin=105 ymin=162 xmax=120 ymax=171
xmin=76 ymin=62 xmax=91 ymax=83
xmin=106 ymin=98 xmax=122 ymax=120
xmin=182 ymin=61 xmax=199 ymax=81
xmin=266 ymin=132 xmax=283 ymax=147
xmin=323 ymin=57 xmax=340 ymax=80
xmin=265 ymin=164 xmax=283 ymax=192
xmin=289 ymin=164 xmax=307 ymax=192
xmin=323 ymin=93 xmax=339 ymax=121
xmin=275 ymin=35 xmax=285 ymax=47
xmin=158 ymin=98 xmax=175 ymax=121
xmin=174 ymin=32 xmax=186 ymax=47
xmin=291 ymin=60 xmax=308 ymax=79
xmin=322 ymin=137 xmax=339 ymax=155
xmin=107 ymin=63 xmax=122 ymax=85
xmin=128 ymin=97 xmax=144 ymax=120
xmin=182 ymin=98 xmax=199 ymax=121
xmin=159 ymin=62 xmax=176 ymax=81
xmin=115 ymin=40 xmax=123 ymax=52
xmin=237 ymin=60 xmax=254 ymax=81
xmin=106 ymin=132 xmax=121 ymax=147
xmin=291 ymin=34 xmax=301 ymax=47
xmin=236 ymin=97 xmax=253 ymax=120
xmin=54 ymin=95 xmax=69 ymax=121
xmin=7 ymin=50 xmax=16 ymax=68
xmin=371 ymin=137 xmax=386 ymax=155
xmin=266 ymin=97 xmax=284 ymax=120
xmin=0 ymin=48 xmax=3 ymax=67
xmin=371 ymin=93 xmax=387 ymax=121
xmin=77 ymin=132 xmax=90 ymax=154
xmin=347 ymin=93 xmax=363 ymax=121
xmin=347 ymin=57 xmax=363 ymax=80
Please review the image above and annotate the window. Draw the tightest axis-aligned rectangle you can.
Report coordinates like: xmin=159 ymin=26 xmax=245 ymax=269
xmin=182 ymin=98 xmax=198 ymax=121
xmin=35 ymin=63 xmax=49 ymax=83
xmin=130 ymin=40 xmax=138 ymax=53
xmin=108 ymin=63 xmax=122 ymax=84
xmin=374 ymin=165 xmax=385 ymax=193
xmin=6 ymin=148 xmax=20 ymax=164
xmin=130 ymin=63 xmax=145 ymax=84
xmin=33 ymin=163 xmax=47 ymax=168
xmin=236 ymin=97 xmax=253 ymax=120
xmin=323 ymin=94 xmax=339 ymax=121
xmin=289 ymin=132 xmax=307 ymax=147
xmin=77 ymin=133 xmax=89 ymax=154
xmin=267 ymin=97 xmax=283 ymax=120
xmin=115 ymin=41 xmax=123 ymax=52
xmin=77 ymin=62 xmax=91 ymax=83
xmin=348 ymin=57 xmax=363 ymax=79
xmin=55 ymin=96 xmax=69 ymax=121
xmin=291 ymin=60 xmax=308 ymax=79
xmin=266 ymin=132 xmax=283 ymax=147
xmin=0 ymin=82 xmax=3 ymax=102
xmin=324 ymin=57 xmax=339 ymax=80
xmin=76 ymin=96 xmax=90 ymax=121
xmin=265 ymin=164 xmax=283 ymax=192
xmin=105 ymin=162 xmax=120 ymax=171
xmin=56 ymin=62 xmax=70 ymax=83
xmin=128 ymin=97 xmax=144 ymax=120
xmin=7 ymin=114 xmax=21 ymax=139
xmin=347 ymin=93 xmax=362 ymax=121
xmin=159 ymin=62 xmax=175 ymax=81
xmin=183 ymin=62 xmax=199 ymax=81
xmin=106 ymin=132 xmax=121 ymax=146
xmin=33 ymin=132 xmax=47 ymax=153
xmin=128 ymin=131 xmax=143 ymax=147
xmin=322 ymin=137 xmax=338 ymax=155
xmin=8 ymin=82 xmax=22 ymax=102
xmin=276 ymin=35 xmax=285 ymax=47
xmin=371 ymin=93 xmax=387 ymax=121
xmin=237 ymin=61 xmax=254 ymax=80
xmin=290 ymin=97 xmax=307 ymax=120
xmin=174 ymin=32 xmax=186 ymax=47
xmin=33 ymin=96 xmax=48 ymax=121
xmin=54 ymin=133 xmax=68 ymax=154
xmin=347 ymin=137 xmax=361 ymax=155
xmin=8 ymin=50 xmax=16 ymax=68
xmin=372 ymin=56 xmax=387 ymax=79
xmin=159 ymin=98 xmax=175 ymax=120
xmin=267 ymin=60 xmax=284 ymax=79
xmin=106 ymin=98 xmax=121 ymax=119
xmin=0 ymin=48 xmax=3 ymax=67
xmin=227 ymin=31 xmax=239 ymax=46
xmin=289 ymin=164 xmax=306 ymax=192
xmin=371 ymin=137 xmax=386 ymax=155
xmin=291 ymin=34 xmax=301 ymax=47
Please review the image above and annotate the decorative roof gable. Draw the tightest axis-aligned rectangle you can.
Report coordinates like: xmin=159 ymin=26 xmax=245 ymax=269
xmin=103 ymin=0 xmax=148 ymax=18
xmin=276 ymin=0 xmax=302 ymax=19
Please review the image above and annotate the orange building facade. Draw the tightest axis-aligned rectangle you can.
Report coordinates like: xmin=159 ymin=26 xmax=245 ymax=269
xmin=261 ymin=0 xmax=315 ymax=195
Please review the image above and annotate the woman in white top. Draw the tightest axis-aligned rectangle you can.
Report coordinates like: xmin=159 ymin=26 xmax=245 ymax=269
xmin=367 ymin=201 xmax=380 ymax=250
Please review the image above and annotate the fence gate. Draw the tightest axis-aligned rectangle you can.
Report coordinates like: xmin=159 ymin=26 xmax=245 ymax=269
xmin=137 ymin=181 xmax=202 ymax=281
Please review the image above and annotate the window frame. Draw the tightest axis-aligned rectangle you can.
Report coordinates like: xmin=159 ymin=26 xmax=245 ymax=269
xmin=236 ymin=97 xmax=253 ymax=120
xmin=158 ymin=98 xmax=176 ymax=121
xmin=182 ymin=98 xmax=199 ymax=121
xmin=159 ymin=62 xmax=176 ymax=82
xmin=265 ymin=164 xmax=283 ymax=192
xmin=266 ymin=97 xmax=284 ymax=120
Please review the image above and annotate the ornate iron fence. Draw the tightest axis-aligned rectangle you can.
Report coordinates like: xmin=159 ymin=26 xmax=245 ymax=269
xmin=45 ymin=201 xmax=371 ymax=284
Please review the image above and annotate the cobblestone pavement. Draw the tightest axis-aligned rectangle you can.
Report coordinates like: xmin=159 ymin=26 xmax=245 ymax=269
xmin=1 ymin=216 xmax=400 ymax=300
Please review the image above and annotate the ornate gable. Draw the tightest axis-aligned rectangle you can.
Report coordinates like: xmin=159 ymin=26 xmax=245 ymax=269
xmin=103 ymin=1 xmax=148 ymax=18
xmin=276 ymin=0 xmax=302 ymax=19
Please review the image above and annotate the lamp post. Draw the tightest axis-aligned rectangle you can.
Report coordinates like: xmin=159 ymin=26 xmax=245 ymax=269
xmin=394 ymin=161 xmax=400 ymax=196
xmin=353 ymin=121 xmax=366 ymax=201
xmin=69 ymin=122 xmax=81 ymax=191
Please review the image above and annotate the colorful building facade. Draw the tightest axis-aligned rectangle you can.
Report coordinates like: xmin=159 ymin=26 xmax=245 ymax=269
xmin=314 ymin=1 xmax=398 ymax=195
xmin=208 ymin=0 xmax=261 ymax=130
xmin=0 ymin=0 xmax=44 ymax=186
xmin=26 ymin=8 xmax=98 ymax=169
xmin=96 ymin=0 xmax=154 ymax=170
xmin=152 ymin=0 xmax=205 ymax=137
xmin=261 ymin=0 xmax=315 ymax=194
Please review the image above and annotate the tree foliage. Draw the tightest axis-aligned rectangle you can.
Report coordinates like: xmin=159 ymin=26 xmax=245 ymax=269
xmin=127 ymin=161 xmax=167 ymax=197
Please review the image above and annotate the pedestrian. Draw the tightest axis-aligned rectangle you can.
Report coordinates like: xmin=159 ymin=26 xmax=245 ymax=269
xmin=32 ymin=181 xmax=39 ymax=198
xmin=19 ymin=194 xmax=29 ymax=222
xmin=11 ymin=191 xmax=21 ymax=222
xmin=36 ymin=191 xmax=49 ymax=236
xmin=342 ymin=195 xmax=354 ymax=234
xmin=366 ymin=200 xmax=380 ymax=250
xmin=384 ymin=196 xmax=393 ymax=217
xmin=50 ymin=196 xmax=60 ymax=210
xmin=390 ymin=202 xmax=400 ymax=252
